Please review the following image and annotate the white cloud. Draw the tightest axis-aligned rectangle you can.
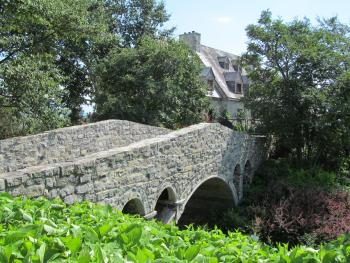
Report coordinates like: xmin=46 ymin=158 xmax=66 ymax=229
xmin=215 ymin=16 xmax=232 ymax=24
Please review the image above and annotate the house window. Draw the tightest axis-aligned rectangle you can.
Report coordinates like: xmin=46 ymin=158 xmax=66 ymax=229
xmin=226 ymin=81 xmax=235 ymax=92
xmin=208 ymin=80 xmax=214 ymax=89
xmin=218 ymin=56 xmax=230 ymax=70
xmin=219 ymin=61 xmax=229 ymax=70
xmin=236 ymin=83 xmax=242 ymax=93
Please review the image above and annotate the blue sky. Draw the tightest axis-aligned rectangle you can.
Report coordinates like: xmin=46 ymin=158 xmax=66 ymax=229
xmin=163 ymin=0 xmax=350 ymax=55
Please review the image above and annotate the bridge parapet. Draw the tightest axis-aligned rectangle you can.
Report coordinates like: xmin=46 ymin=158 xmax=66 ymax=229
xmin=0 ymin=120 xmax=170 ymax=173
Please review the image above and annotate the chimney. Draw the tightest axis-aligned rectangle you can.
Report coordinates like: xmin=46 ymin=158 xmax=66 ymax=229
xmin=179 ymin=31 xmax=201 ymax=52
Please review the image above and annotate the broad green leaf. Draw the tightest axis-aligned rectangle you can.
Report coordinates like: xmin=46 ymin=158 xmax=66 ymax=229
xmin=20 ymin=209 xmax=33 ymax=222
xmin=99 ymin=224 xmax=112 ymax=237
xmin=184 ymin=245 xmax=201 ymax=261
xmin=84 ymin=226 xmax=99 ymax=243
xmin=50 ymin=204 xmax=65 ymax=210
xmin=135 ymin=248 xmax=155 ymax=263
xmin=125 ymin=224 xmax=143 ymax=245
xmin=0 ymin=250 xmax=8 ymax=263
xmin=78 ymin=247 xmax=91 ymax=263
xmin=43 ymin=224 xmax=57 ymax=235
xmin=95 ymin=245 xmax=106 ymax=263
xmin=37 ymin=243 xmax=46 ymax=263
xmin=62 ymin=237 xmax=82 ymax=254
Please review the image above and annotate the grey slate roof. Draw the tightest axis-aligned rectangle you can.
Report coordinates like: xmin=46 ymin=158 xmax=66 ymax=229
xmin=223 ymin=72 xmax=241 ymax=82
xmin=200 ymin=67 xmax=215 ymax=80
xmin=197 ymin=45 xmax=247 ymax=100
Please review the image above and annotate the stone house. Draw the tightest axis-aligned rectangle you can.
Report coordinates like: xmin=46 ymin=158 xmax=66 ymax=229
xmin=179 ymin=31 xmax=250 ymax=119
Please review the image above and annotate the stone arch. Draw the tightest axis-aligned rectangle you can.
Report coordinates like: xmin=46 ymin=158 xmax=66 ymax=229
xmin=122 ymin=198 xmax=145 ymax=216
xmin=177 ymin=176 xmax=236 ymax=227
xmin=118 ymin=187 xmax=150 ymax=214
xmin=244 ymin=160 xmax=253 ymax=185
xmin=154 ymin=186 xmax=177 ymax=223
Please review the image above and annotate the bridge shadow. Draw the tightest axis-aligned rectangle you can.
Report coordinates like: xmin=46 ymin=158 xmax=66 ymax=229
xmin=177 ymin=177 xmax=235 ymax=229
xmin=122 ymin=198 xmax=145 ymax=216
xmin=154 ymin=187 xmax=177 ymax=223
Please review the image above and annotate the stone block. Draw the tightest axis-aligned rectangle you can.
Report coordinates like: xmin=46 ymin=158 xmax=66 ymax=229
xmin=85 ymin=194 xmax=96 ymax=202
xmin=6 ymin=173 xmax=26 ymax=187
xmin=45 ymin=177 xmax=56 ymax=188
xmin=59 ymin=185 xmax=74 ymax=197
xmin=76 ymin=183 xmax=93 ymax=194
xmin=9 ymin=184 xmax=26 ymax=196
xmin=26 ymin=185 xmax=47 ymax=197
xmin=56 ymin=177 xmax=69 ymax=187
xmin=64 ymin=194 xmax=80 ymax=205
xmin=49 ymin=189 xmax=59 ymax=199
xmin=80 ymin=174 xmax=92 ymax=183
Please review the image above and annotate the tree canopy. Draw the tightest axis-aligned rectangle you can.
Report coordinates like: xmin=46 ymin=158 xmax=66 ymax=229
xmin=0 ymin=0 xmax=180 ymax=138
xmin=243 ymin=10 xmax=350 ymax=168
xmin=0 ymin=0 xmax=116 ymax=137
xmin=107 ymin=0 xmax=174 ymax=47
xmin=93 ymin=37 xmax=209 ymax=129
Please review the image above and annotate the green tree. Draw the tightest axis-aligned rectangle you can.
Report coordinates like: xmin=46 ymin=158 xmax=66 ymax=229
xmin=0 ymin=0 xmax=116 ymax=137
xmin=93 ymin=37 xmax=209 ymax=129
xmin=243 ymin=11 xmax=350 ymax=168
xmin=106 ymin=0 xmax=174 ymax=47
xmin=0 ymin=54 xmax=68 ymax=138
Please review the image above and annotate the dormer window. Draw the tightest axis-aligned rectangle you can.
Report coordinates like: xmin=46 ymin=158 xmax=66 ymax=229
xmin=236 ymin=83 xmax=242 ymax=93
xmin=226 ymin=81 xmax=235 ymax=92
xmin=219 ymin=61 xmax=228 ymax=69
xmin=217 ymin=56 xmax=230 ymax=70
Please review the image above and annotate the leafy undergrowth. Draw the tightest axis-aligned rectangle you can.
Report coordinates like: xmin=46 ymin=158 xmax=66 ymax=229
xmin=1 ymin=193 xmax=350 ymax=262
xmin=221 ymin=159 xmax=350 ymax=247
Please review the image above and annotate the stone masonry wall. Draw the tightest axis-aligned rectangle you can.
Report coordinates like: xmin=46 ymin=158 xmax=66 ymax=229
xmin=0 ymin=120 xmax=170 ymax=174
xmin=0 ymin=121 xmax=266 ymax=221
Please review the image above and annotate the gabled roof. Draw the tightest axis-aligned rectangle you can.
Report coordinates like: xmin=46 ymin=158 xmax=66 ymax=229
xmin=197 ymin=45 xmax=247 ymax=100
xmin=211 ymin=87 xmax=223 ymax=98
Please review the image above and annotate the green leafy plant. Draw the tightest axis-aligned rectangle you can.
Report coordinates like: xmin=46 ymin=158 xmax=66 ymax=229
xmin=1 ymin=193 xmax=350 ymax=262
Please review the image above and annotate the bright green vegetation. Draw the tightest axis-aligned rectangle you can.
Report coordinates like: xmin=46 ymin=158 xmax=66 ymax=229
xmin=1 ymin=193 xmax=350 ymax=262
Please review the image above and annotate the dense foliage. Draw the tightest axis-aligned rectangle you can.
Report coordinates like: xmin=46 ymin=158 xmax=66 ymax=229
xmin=218 ymin=159 xmax=350 ymax=246
xmin=0 ymin=0 xmax=115 ymax=136
xmin=94 ymin=37 xmax=209 ymax=129
xmin=109 ymin=0 xmax=175 ymax=47
xmin=1 ymin=0 xmax=197 ymax=138
xmin=243 ymin=11 xmax=350 ymax=169
xmin=1 ymin=193 xmax=350 ymax=262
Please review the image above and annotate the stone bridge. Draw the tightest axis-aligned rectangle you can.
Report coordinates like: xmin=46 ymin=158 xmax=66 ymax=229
xmin=0 ymin=120 xmax=266 ymax=223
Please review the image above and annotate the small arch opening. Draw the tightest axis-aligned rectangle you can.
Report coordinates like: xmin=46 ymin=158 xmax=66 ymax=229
xmin=154 ymin=187 xmax=177 ymax=223
xmin=178 ymin=177 xmax=235 ymax=228
xmin=122 ymin=198 xmax=145 ymax=216
xmin=244 ymin=161 xmax=252 ymax=185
